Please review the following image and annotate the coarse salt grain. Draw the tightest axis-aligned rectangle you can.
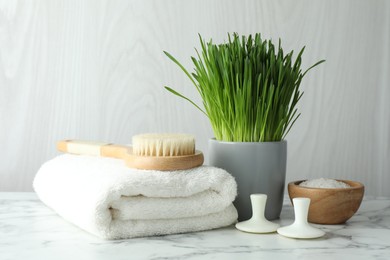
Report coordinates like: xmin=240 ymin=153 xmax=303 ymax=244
xmin=299 ymin=178 xmax=351 ymax=189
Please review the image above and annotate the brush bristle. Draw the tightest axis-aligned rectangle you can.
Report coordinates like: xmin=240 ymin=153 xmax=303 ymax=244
xmin=132 ymin=133 xmax=195 ymax=157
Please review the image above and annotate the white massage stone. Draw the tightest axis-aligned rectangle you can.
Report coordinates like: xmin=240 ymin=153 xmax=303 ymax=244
xmin=235 ymin=194 xmax=280 ymax=233
xmin=277 ymin=197 xmax=325 ymax=239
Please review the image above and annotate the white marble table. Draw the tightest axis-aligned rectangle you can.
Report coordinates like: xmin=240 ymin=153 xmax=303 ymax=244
xmin=1 ymin=193 xmax=389 ymax=260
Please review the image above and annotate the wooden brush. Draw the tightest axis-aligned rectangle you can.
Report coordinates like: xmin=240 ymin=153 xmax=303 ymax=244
xmin=57 ymin=134 xmax=204 ymax=171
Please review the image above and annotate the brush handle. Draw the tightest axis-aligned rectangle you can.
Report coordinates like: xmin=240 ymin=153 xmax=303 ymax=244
xmin=57 ymin=140 xmax=129 ymax=159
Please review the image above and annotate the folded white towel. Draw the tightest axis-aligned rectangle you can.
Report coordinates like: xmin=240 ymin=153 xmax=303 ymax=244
xmin=33 ymin=154 xmax=238 ymax=239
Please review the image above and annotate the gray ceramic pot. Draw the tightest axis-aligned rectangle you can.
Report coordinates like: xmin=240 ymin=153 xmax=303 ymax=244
xmin=208 ymin=139 xmax=287 ymax=221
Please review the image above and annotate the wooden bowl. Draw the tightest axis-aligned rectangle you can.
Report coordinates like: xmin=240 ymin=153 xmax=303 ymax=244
xmin=288 ymin=180 xmax=364 ymax=224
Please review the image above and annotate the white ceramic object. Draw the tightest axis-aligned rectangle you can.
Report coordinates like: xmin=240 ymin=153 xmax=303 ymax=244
xmin=277 ymin=197 xmax=326 ymax=239
xmin=235 ymin=194 xmax=280 ymax=233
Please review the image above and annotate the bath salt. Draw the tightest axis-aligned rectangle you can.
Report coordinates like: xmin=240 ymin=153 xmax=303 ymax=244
xmin=299 ymin=178 xmax=351 ymax=188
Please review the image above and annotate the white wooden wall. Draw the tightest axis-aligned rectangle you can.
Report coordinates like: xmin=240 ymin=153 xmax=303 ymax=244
xmin=1 ymin=0 xmax=389 ymax=195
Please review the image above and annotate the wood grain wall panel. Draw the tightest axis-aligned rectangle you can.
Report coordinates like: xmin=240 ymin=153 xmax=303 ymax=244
xmin=0 ymin=0 xmax=389 ymax=195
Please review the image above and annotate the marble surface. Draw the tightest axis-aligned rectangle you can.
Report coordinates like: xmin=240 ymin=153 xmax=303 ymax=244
xmin=1 ymin=193 xmax=390 ymax=260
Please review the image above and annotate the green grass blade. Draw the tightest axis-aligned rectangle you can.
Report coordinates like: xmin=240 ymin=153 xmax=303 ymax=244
xmin=164 ymin=86 xmax=207 ymax=116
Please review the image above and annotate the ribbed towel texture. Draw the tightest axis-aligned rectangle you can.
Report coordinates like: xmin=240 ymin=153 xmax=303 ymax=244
xmin=33 ymin=154 xmax=238 ymax=239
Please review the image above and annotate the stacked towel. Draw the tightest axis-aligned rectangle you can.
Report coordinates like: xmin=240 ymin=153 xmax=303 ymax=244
xmin=33 ymin=154 xmax=238 ymax=239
